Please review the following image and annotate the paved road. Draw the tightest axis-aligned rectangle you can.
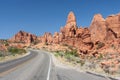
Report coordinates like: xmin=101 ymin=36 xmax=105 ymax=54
xmin=56 ymin=67 xmax=108 ymax=80
xmin=0 ymin=50 xmax=109 ymax=80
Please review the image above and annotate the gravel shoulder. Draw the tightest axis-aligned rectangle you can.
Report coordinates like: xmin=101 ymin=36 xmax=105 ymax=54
xmin=50 ymin=51 xmax=86 ymax=72
xmin=49 ymin=51 xmax=120 ymax=80
xmin=0 ymin=52 xmax=30 ymax=63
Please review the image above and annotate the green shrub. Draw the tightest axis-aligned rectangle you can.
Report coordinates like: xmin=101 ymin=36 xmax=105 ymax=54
xmin=74 ymin=57 xmax=81 ymax=63
xmin=54 ymin=49 xmax=80 ymax=64
xmin=54 ymin=53 xmax=59 ymax=57
xmin=64 ymin=53 xmax=72 ymax=61
xmin=64 ymin=50 xmax=80 ymax=62
xmin=65 ymin=49 xmax=78 ymax=57
xmin=8 ymin=47 xmax=26 ymax=56
xmin=55 ymin=51 xmax=64 ymax=57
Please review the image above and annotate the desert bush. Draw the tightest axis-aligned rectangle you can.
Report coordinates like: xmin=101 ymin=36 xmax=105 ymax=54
xmin=4 ymin=42 xmax=9 ymax=46
xmin=96 ymin=42 xmax=105 ymax=49
xmin=103 ymin=65 xmax=110 ymax=74
xmin=32 ymin=40 xmax=39 ymax=45
xmin=64 ymin=50 xmax=80 ymax=63
xmin=54 ymin=49 xmax=81 ymax=64
xmin=79 ymin=60 xmax=85 ymax=66
xmin=55 ymin=51 xmax=64 ymax=57
xmin=68 ymin=45 xmax=74 ymax=50
xmin=65 ymin=49 xmax=78 ymax=57
xmin=64 ymin=53 xmax=74 ymax=62
xmin=111 ymin=44 xmax=116 ymax=49
xmin=75 ymin=57 xmax=81 ymax=63
xmin=8 ymin=47 xmax=26 ymax=56
xmin=98 ymin=54 xmax=103 ymax=60
xmin=45 ymin=42 xmax=48 ymax=45
xmin=84 ymin=61 xmax=96 ymax=69
xmin=62 ymin=43 xmax=68 ymax=46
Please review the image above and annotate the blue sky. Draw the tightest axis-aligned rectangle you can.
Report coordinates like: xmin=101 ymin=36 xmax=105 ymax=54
xmin=0 ymin=0 xmax=120 ymax=39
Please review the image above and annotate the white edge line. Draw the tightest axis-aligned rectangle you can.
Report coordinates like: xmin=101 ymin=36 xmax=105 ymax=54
xmin=47 ymin=54 xmax=52 ymax=80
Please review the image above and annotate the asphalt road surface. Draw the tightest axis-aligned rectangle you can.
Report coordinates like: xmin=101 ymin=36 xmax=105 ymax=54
xmin=0 ymin=50 xmax=109 ymax=80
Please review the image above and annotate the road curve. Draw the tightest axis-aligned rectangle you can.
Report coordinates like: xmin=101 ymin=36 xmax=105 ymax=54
xmin=0 ymin=50 xmax=56 ymax=80
xmin=0 ymin=50 xmax=111 ymax=80
xmin=0 ymin=50 xmax=37 ymax=73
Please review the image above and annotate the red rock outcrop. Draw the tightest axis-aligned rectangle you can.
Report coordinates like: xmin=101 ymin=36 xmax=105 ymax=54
xmin=106 ymin=14 xmax=120 ymax=38
xmin=53 ymin=32 xmax=59 ymax=44
xmin=89 ymin=14 xmax=107 ymax=42
xmin=9 ymin=30 xmax=37 ymax=44
xmin=61 ymin=11 xmax=77 ymax=38
xmin=8 ymin=11 xmax=120 ymax=57
xmin=37 ymin=32 xmax=53 ymax=44
xmin=43 ymin=32 xmax=53 ymax=44
xmin=57 ymin=12 xmax=93 ymax=55
xmin=90 ymin=13 xmax=120 ymax=43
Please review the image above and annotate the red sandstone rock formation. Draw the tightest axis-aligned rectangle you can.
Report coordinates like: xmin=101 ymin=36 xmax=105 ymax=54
xmin=61 ymin=11 xmax=77 ymax=38
xmin=106 ymin=14 xmax=120 ymax=38
xmin=9 ymin=30 xmax=37 ymax=44
xmin=43 ymin=32 xmax=53 ymax=44
xmin=37 ymin=32 xmax=53 ymax=44
xmin=89 ymin=14 xmax=107 ymax=42
xmin=53 ymin=32 xmax=59 ymax=44
xmin=8 ymin=11 xmax=120 ymax=56
xmin=57 ymin=12 xmax=93 ymax=55
xmin=90 ymin=13 xmax=120 ymax=43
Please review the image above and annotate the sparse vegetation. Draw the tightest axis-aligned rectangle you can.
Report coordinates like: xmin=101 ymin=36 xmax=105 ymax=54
xmin=96 ymin=42 xmax=105 ymax=49
xmin=32 ymin=40 xmax=39 ymax=45
xmin=54 ymin=48 xmax=120 ymax=77
xmin=98 ymin=53 xmax=103 ymax=60
xmin=8 ymin=47 xmax=26 ymax=56
xmin=79 ymin=59 xmax=85 ymax=66
xmin=65 ymin=49 xmax=78 ymax=57
xmin=0 ymin=39 xmax=9 ymax=46
xmin=44 ymin=42 xmax=48 ymax=45
xmin=0 ymin=51 xmax=8 ymax=57
xmin=62 ymin=43 xmax=69 ymax=46
xmin=54 ymin=49 xmax=82 ymax=65
xmin=4 ymin=42 xmax=9 ymax=46
xmin=54 ymin=51 xmax=64 ymax=57
xmin=111 ymin=44 xmax=116 ymax=49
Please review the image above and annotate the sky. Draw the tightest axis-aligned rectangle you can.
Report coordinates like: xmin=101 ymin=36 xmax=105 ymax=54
xmin=0 ymin=0 xmax=120 ymax=39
